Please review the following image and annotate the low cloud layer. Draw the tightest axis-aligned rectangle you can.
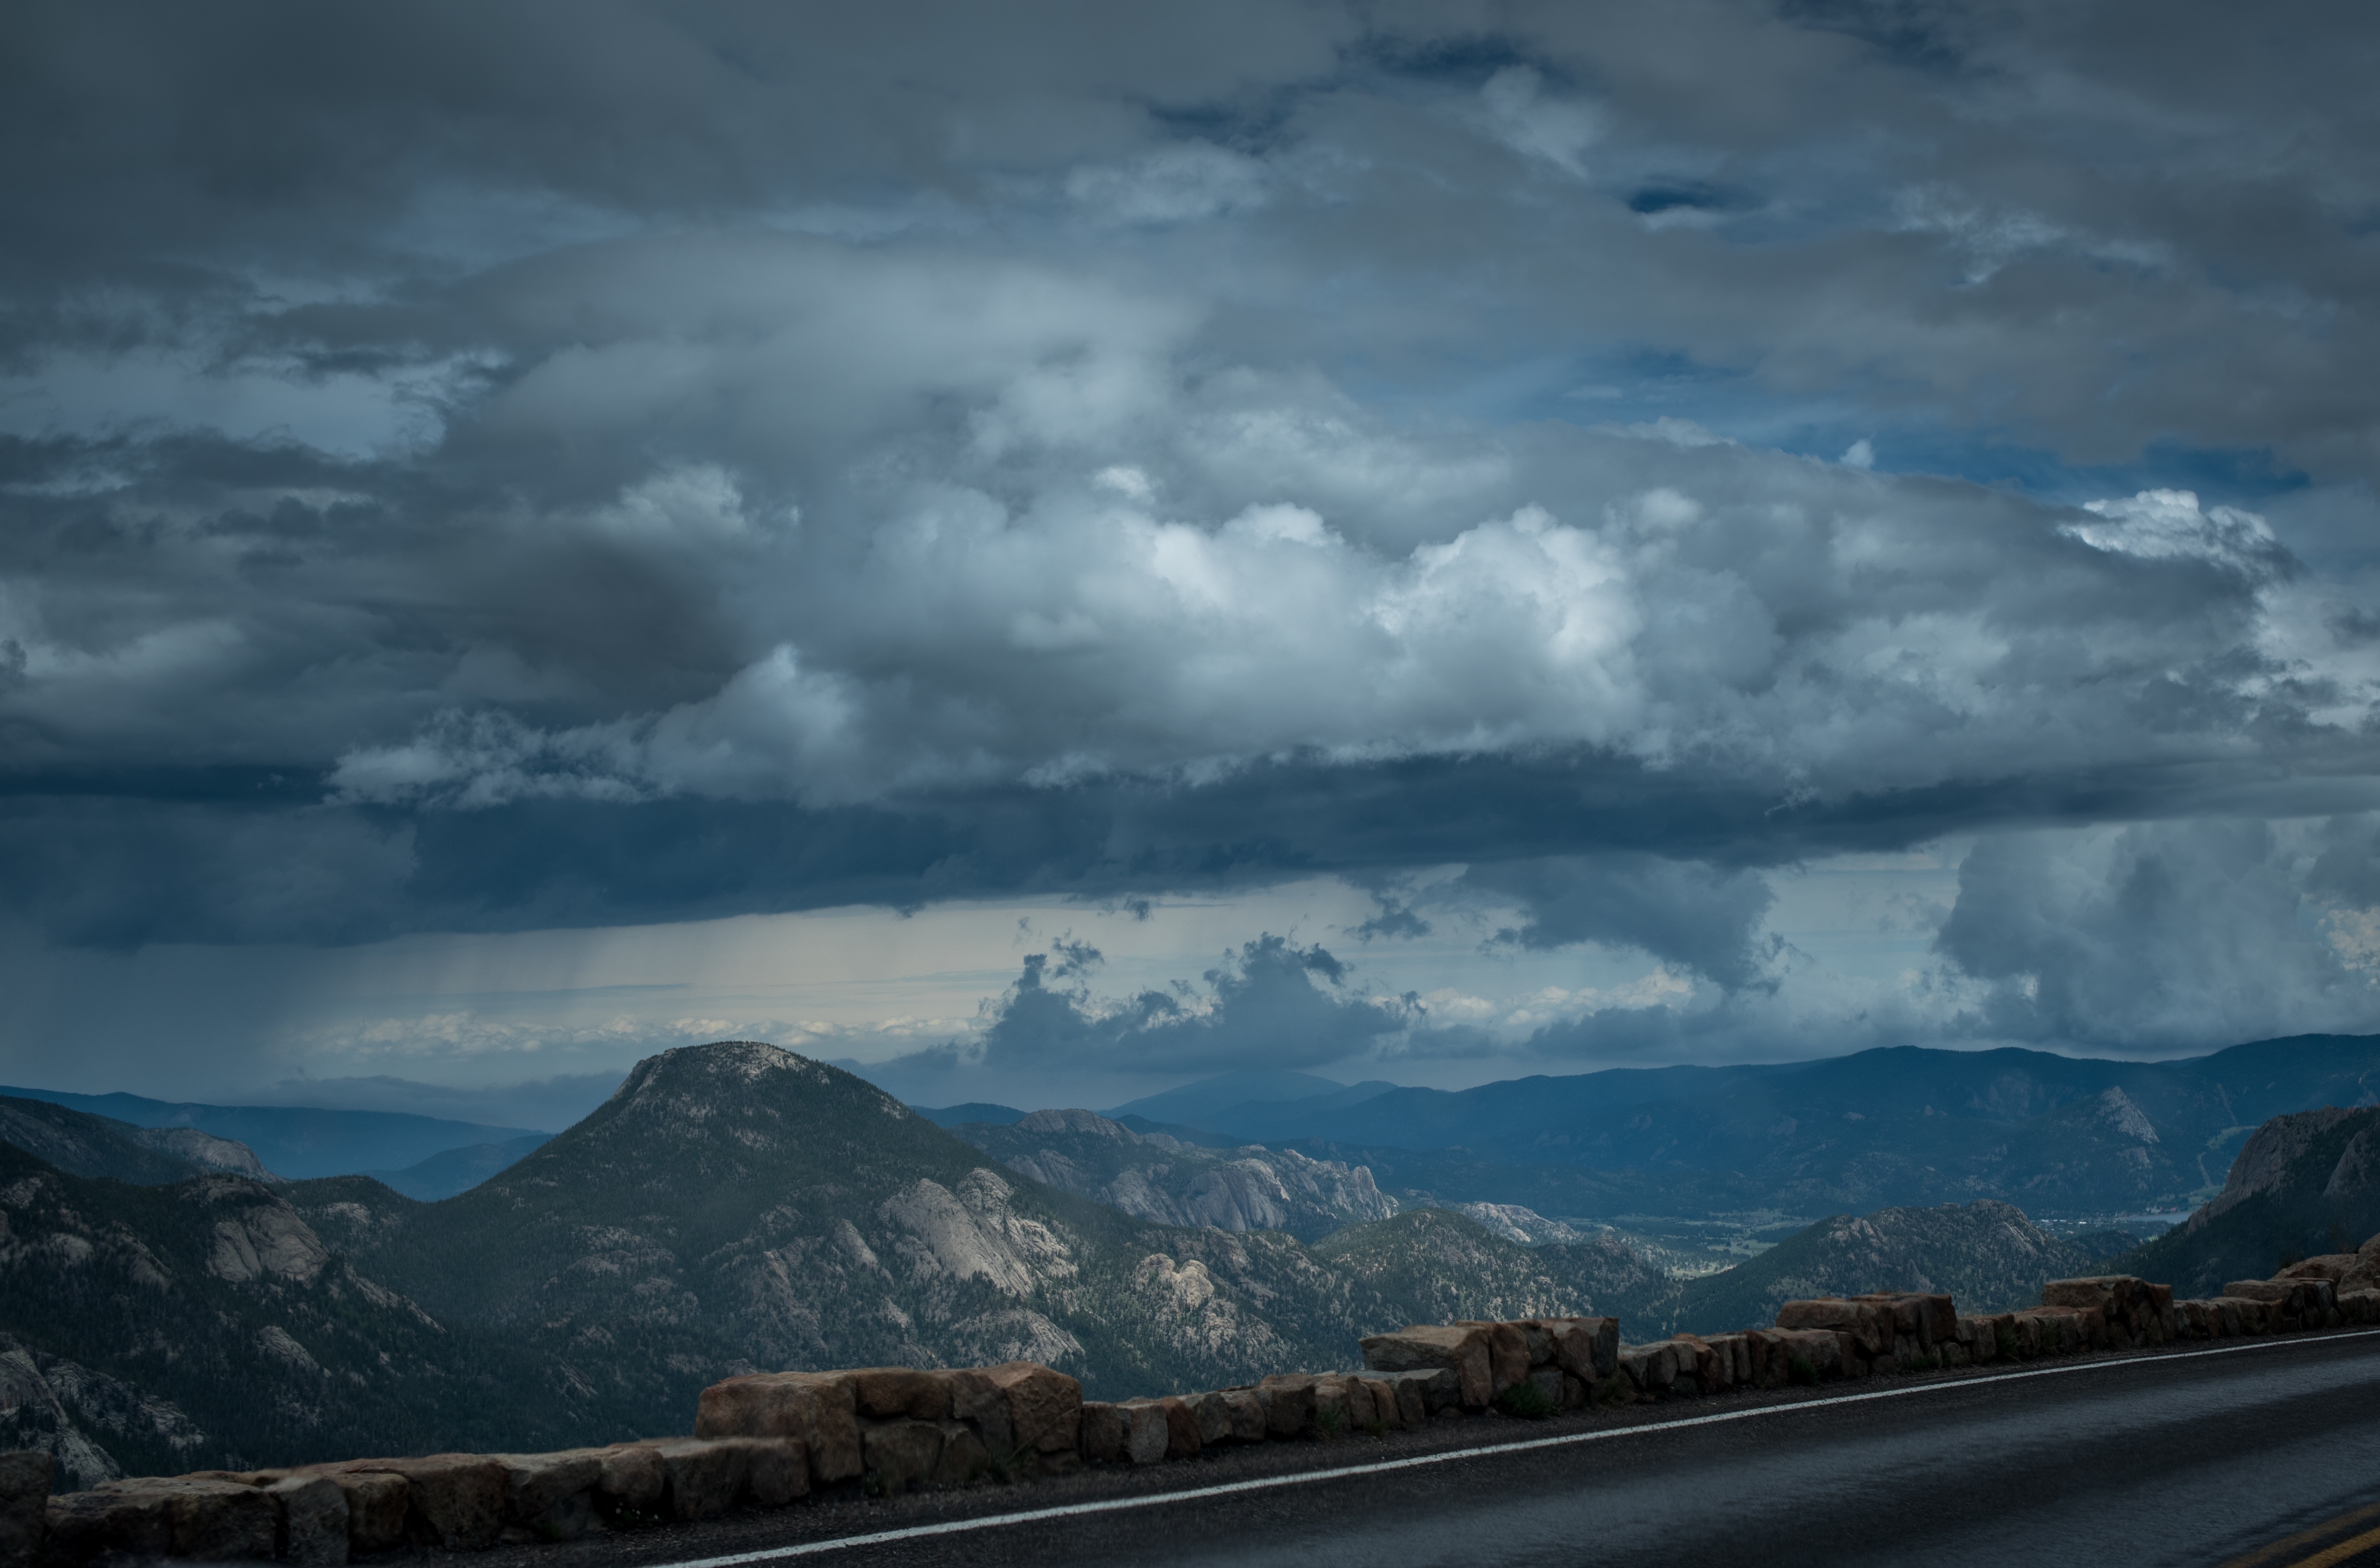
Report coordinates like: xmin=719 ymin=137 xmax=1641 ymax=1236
xmin=5 ymin=2 xmax=2380 ymax=1088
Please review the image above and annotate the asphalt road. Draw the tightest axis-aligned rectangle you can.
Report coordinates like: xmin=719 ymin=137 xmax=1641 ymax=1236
xmin=523 ymin=1330 xmax=2380 ymax=1568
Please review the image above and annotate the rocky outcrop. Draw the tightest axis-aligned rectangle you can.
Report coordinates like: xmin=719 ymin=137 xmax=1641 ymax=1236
xmin=1439 ymin=1203 xmax=1587 ymax=1245
xmin=952 ymin=1110 xmax=1398 ymax=1240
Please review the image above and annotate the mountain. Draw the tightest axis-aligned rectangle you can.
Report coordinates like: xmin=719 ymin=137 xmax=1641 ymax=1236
xmin=0 ymin=1144 xmax=572 ymax=1489
xmin=360 ymin=1134 xmax=551 ymax=1201
xmin=1164 ymin=1036 xmax=2380 ymax=1216
xmin=1661 ymin=1201 xmax=2113 ymax=1336
xmin=2120 ymin=1106 xmax=2380 ymax=1296
xmin=1107 ymin=1072 xmax=1401 ymax=1129
xmin=947 ymin=1108 xmax=1400 ymax=1241
xmin=912 ymin=1103 xmax=1026 ymax=1128
xmin=1311 ymin=1209 xmax=1673 ymax=1325
xmin=0 ymin=1096 xmax=274 ymax=1185
xmin=283 ymin=1043 xmax=1443 ymax=1416
xmin=0 ymin=1087 xmax=547 ymax=1180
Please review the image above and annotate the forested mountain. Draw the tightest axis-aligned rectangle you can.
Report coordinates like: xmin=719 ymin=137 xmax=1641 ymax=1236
xmin=1161 ymin=1035 xmax=2380 ymax=1216
xmin=948 ymin=1107 xmax=1399 ymax=1240
xmin=2120 ymin=1106 xmax=2380 ymax=1296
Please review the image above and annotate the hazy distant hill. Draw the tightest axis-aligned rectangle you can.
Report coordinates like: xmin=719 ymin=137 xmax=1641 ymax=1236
xmin=0 ymin=1086 xmax=546 ymax=1180
xmin=1107 ymin=1071 xmax=1401 ymax=1130
xmin=360 ymin=1133 xmax=551 ymax=1200
xmin=949 ymin=1108 xmax=1400 ymax=1240
xmin=0 ymin=1096 xmax=275 ymax=1185
xmin=2120 ymin=1106 xmax=2380 ymax=1296
xmin=1164 ymin=1036 xmax=2380 ymax=1216
xmin=1661 ymin=1201 xmax=2113 ymax=1336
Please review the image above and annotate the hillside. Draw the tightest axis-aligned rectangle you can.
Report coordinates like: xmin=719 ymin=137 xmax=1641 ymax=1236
xmin=1660 ymin=1201 xmax=2112 ymax=1336
xmin=1160 ymin=1035 xmax=2380 ymax=1216
xmin=2120 ymin=1106 xmax=2380 ymax=1295
xmin=0 ymin=1145 xmax=578 ymax=1487
xmin=949 ymin=1108 xmax=1399 ymax=1240
xmin=0 ymin=1087 xmax=546 ymax=1180
xmin=1311 ymin=1209 xmax=1675 ymax=1325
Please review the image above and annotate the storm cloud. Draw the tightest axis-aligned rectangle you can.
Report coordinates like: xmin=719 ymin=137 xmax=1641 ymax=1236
xmin=5 ymin=1 xmax=2380 ymax=1088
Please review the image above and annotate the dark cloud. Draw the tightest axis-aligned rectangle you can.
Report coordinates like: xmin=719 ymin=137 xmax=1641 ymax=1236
xmin=2 ymin=0 xmax=2378 ymax=1079
xmin=1464 ymin=855 xmax=1782 ymax=990
xmin=970 ymin=934 xmax=1415 ymax=1076
xmin=1935 ymin=817 xmax=2380 ymax=1048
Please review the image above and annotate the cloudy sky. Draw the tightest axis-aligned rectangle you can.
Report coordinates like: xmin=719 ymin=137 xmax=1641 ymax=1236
xmin=6 ymin=1 xmax=2380 ymax=1125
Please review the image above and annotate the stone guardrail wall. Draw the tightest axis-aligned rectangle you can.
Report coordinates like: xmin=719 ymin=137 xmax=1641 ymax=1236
xmin=11 ymin=1255 xmax=2378 ymax=1567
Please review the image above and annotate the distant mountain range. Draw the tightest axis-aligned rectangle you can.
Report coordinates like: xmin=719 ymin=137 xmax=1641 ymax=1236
xmin=1092 ymin=1035 xmax=2380 ymax=1217
xmin=0 ymin=1086 xmax=547 ymax=1181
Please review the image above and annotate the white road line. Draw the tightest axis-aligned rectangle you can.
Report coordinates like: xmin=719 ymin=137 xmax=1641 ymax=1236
xmin=650 ymin=1329 xmax=2380 ymax=1565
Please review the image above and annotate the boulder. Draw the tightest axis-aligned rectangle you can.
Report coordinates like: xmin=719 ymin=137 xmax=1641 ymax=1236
xmin=1617 ymin=1343 xmax=1678 ymax=1394
xmin=1526 ymin=1318 xmax=1618 ymax=1382
xmin=1158 ymin=1397 xmax=1203 ymax=1460
xmin=1519 ymin=1323 xmax=1555 ymax=1367
xmin=929 ymin=1422 xmax=990 ymax=1489
xmin=1258 ymin=1374 xmax=1319 ymax=1437
xmin=2012 ymin=1306 xmax=2099 ymax=1356
xmin=1671 ymin=1335 xmax=1726 ymax=1394
xmin=492 ymin=1450 xmax=604 ymax=1528
xmin=1953 ymin=1315 xmax=2006 ymax=1364
xmin=1221 ymin=1389 xmax=1268 ymax=1443
xmin=1381 ymin=1366 xmax=1460 ymax=1414
xmin=1186 ymin=1391 xmax=1235 ymax=1446
xmin=2276 ymin=1253 xmax=2361 ymax=1282
xmin=328 ymin=1455 xmax=507 ymax=1551
xmin=1116 ymin=1401 xmax=1170 ymax=1464
xmin=1456 ymin=1321 xmax=1532 ymax=1395
xmin=941 ymin=1369 xmax=1017 ymax=1455
xmin=1708 ymin=1334 xmax=1752 ymax=1387
xmin=2224 ymin=1279 xmax=2295 ymax=1305
xmin=695 ymin=1370 xmax=863 ymax=1484
xmin=1356 ymin=1376 xmax=1407 ymax=1430
xmin=0 ymin=1451 xmax=50 ymax=1568
xmin=1311 ymin=1375 xmax=1353 ymax=1434
xmin=1079 ymin=1403 xmax=1127 ymax=1465
xmin=1527 ymin=1367 xmax=1565 ymax=1407
xmin=2215 ymin=1296 xmax=2266 ymax=1334
xmin=981 ymin=1362 xmax=1083 ymax=1458
xmin=1761 ymin=1327 xmax=1843 ymax=1384
xmin=1855 ymin=1293 xmax=1956 ymax=1352
xmin=849 ymin=1367 xmax=950 ymax=1422
xmin=2340 ymin=1288 xmax=2380 ymax=1324
xmin=2043 ymin=1276 xmax=2168 ymax=1345
xmin=48 ymin=1477 xmax=278 ymax=1562
xmin=652 ymin=1438 xmax=771 ymax=1521
xmin=319 ymin=1470 xmax=409 ymax=1554
xmin=1361 ymin=1325 xmax=1493 ymax=1408
xmin=269 ymin=1474 xmax=348 ymax=1566
xmin=1776 ymin=1299 xmax=1887 ymax=1356
xmin=594 ymin=1445 xmax=666 ymax=1515
xmin=862 ymin=1420 xmax=945 ymax=1496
